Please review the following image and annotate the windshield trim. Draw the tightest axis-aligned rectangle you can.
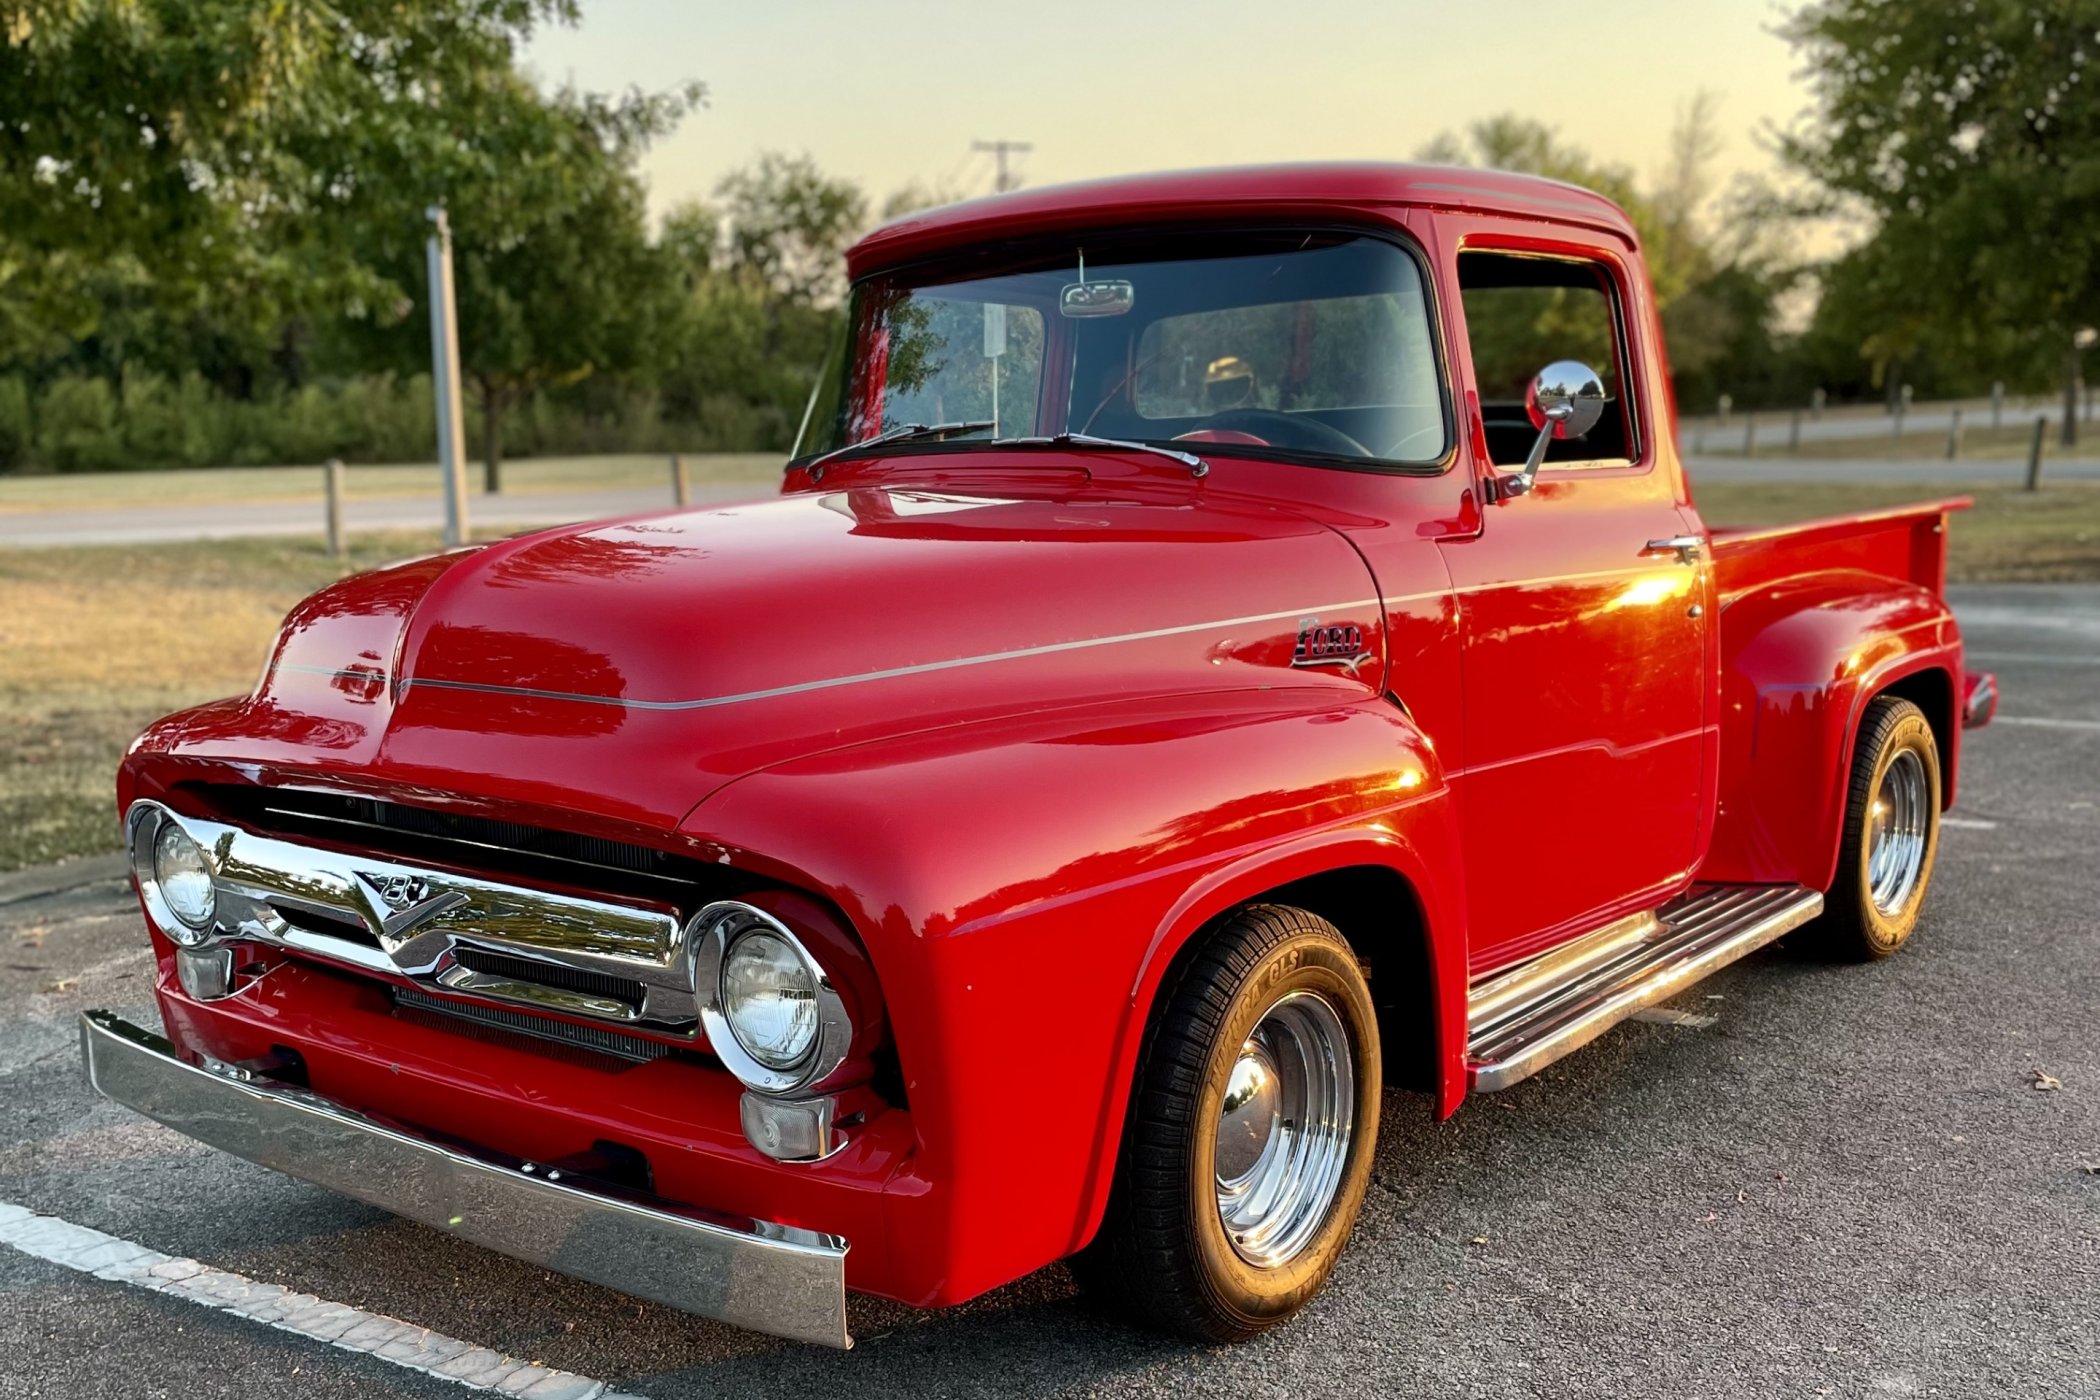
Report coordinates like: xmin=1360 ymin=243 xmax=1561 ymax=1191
xmin=787 ymin=219 xmax=1457 ymax=479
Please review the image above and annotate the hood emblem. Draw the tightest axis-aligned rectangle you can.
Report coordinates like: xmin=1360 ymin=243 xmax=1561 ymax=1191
xmin=1292 ymin=617 xmax=1372 ymax=674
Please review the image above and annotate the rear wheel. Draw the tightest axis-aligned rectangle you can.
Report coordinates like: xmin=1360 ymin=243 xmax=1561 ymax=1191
xmin=1073 ymin=904 xmax=1380 ymax=1342
xmin=1811 ymin=696 xmax=1942 ymax=960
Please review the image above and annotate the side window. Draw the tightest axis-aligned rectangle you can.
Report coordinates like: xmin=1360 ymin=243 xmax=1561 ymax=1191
xmin=1457 ymin=252 xmax=1636 ymax=467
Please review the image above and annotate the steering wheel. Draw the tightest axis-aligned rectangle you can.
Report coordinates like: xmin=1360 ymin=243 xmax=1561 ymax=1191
xmin=1201 ymin=409 xmax=1372 ymax=457
xmin=1381 ymin=423 xmax=1445 ymax=459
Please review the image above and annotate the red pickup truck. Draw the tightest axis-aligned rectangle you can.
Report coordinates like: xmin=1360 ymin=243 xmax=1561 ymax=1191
xmin=85 ymin=164 xmax=1999 ymax=1349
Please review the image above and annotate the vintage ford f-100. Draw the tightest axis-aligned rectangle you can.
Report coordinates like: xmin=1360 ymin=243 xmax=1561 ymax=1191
xmin=83 ymin=164 xmax=2000 ymax=1348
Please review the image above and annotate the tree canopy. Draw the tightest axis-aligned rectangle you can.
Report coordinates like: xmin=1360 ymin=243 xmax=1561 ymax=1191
xmin=1420 ymin=106 xmax=1806 ymax=416
xmin=1 ymin=0 xmax=706 ymax=482
xmin=1781 ymin=0 xmax=2100 ymax=437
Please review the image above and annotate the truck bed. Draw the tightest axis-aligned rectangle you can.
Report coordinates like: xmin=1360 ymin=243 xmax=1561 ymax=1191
xmin=1707 ymin=496 xmax=1973 ymax=602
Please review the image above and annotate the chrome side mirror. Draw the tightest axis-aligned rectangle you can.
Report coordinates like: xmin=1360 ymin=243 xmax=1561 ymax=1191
xmin=1500 ymin=360 xmax=1606 ymax=499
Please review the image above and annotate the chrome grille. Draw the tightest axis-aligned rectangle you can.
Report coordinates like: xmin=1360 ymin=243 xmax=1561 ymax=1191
xmin=131 ymin=799 xmax=705 ymax=1030
xmin=452 ymin=947 xmax=649 ymax=1013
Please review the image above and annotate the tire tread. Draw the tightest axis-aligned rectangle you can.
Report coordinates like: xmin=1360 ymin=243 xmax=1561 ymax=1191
xmin=1808 ymin=695 xmax=1937 ymax=960
xmin=1074 ymin=904 xmax=1359 ymax=1341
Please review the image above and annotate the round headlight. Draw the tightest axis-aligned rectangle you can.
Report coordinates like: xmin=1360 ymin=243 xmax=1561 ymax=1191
xmin=721 ymin=929 xmax=819 ymax=1070
xmin=152 ymin=821 xmax=217 ymax=941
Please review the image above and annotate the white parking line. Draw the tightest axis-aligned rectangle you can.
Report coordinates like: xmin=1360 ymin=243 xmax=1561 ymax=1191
xmin=1992 ymin=716 xmax=2100 ymax=731
xmin=0 ymin=1200 xmax=644 ymax=1399
xmin=1942 ymin=817 xmax=2000 ymax=830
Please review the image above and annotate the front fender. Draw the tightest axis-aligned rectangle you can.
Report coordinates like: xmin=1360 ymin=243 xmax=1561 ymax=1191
xmin=1702 ymin=571 xmax=1962 ymax=890
xmin=682 ymin=686 xmax=1459 ymax=1305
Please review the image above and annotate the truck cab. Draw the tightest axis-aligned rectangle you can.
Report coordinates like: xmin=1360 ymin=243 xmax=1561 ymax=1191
xmin=87 ymin=164 xmax=1995 ymax=1349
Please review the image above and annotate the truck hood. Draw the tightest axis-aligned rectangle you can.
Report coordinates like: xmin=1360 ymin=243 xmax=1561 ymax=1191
xmin=232 ymin=483 xmax=1386 ymax=831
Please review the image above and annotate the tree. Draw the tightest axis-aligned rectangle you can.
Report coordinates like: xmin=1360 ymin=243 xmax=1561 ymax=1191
xmin=1419 ymin=107 xmax=1801 ymax=413
xmin=3 ymin=1 xmax=701 ymax=486
xmin=0 ymin=0 xmax=583 ymax=360
xmin=651 ymin=155 xmax=867 ymax=450
xmin=1780 ymin=0 xmax=2100 ymax=443
xmin=423 ymin=76 xmax=698 ymax=491
xmin=279 ymin=35 xmax=698 ymax=490
xmin=714 ymin=153 xmax=867 ymax=306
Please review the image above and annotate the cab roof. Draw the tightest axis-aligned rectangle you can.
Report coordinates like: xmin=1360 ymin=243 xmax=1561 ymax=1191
xmin=847 ymin=162 xmax=1639 ymax=278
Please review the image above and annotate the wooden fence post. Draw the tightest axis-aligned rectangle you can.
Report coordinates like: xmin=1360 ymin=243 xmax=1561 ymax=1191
xmin=671 ymin=452 xmax=691 ymax=507
xmin=1788 ymin=409 xmax=1802 ymax=453
xmin=2027 ymin=416 xmax=2048 ymax=491
xmin=1945 ymin=409 xmax=1964 ymax=460
xmin=324 ymin=458 xmax=345 ymax=558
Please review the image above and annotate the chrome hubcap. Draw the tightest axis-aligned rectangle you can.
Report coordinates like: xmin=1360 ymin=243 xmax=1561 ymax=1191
xmin=1867 ymin=748 xmax=1930 ymax=915
xmin=1213 ymin=990 xmax=1354 ymax=1268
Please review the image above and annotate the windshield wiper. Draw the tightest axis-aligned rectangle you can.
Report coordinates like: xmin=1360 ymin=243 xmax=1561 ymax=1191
xmin=991 ymin=431 xmax=1209 ymax=478
xmin=804 ymin=420 xmax=995 ymax=474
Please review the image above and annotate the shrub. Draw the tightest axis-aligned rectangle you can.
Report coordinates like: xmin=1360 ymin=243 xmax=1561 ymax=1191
xmin=335 ymin=374 xmax=432 ymax=462
xmin=0 ymin=376 xmax=29 ymax=470
xmin=37 ymin=375 xmax=127 ymax=472
xmin=121 ymin=370 xmax=227 ymax=468
xmin=0 ymin=368 xmax=790 ymax=473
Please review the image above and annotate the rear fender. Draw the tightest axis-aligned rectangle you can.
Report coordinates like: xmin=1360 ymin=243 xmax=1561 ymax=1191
xmin=1702 ymin=571 xmax=1962 ymax=890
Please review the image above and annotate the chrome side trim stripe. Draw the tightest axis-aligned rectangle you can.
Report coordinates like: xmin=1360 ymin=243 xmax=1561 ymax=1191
xmin=79 ymin=1012 xmax=852 ymax=1348
xmin=385 ymin=597 xmax=1394 ymax=712
xmin=272 ymin=573 xmax=1688 ymax=715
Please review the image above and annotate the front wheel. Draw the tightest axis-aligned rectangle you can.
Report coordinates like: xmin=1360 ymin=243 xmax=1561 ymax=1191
xmin=1073 ymin=904 xmax=1380 ymax=1342
xmin=1810 ymin=695 xmax=1943 ymax=959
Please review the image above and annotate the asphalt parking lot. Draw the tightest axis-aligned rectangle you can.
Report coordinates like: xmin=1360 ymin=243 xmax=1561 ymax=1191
xmin=1 ymin=584 xmax=2094 ymax=1400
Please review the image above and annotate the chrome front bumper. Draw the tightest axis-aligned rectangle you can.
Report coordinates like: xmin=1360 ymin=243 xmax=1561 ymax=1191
xmin=78 ymin=1011 xmax=852 ymax=1348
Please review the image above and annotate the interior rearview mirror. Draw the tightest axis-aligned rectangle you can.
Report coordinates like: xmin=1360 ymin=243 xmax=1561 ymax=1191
xmin=1501 ymin=360 xmax=1606 ymax=499
xmin=1060 ymin=279 xmax=1135 ymax=318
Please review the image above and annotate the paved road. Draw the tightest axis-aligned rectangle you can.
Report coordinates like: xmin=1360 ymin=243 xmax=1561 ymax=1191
xmin=7 ymin=455 xmax=2099 ymax=551
xmin=0 ymin=484 xmax=771 ymax=549
xmin=1687 ymin=453 xmax=2100 ymax=485
xmin=2 ymin=588 xmax=2096 ymax=1398
xmin=1684 ymin=397 xmax=2079 ymax=445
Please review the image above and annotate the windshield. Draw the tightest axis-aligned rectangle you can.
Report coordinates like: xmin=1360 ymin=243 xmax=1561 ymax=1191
xmin=797 ymin=231 xmax=1447 ymax=468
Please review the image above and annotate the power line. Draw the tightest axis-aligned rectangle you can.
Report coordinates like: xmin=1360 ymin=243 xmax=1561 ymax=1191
xmin=971 ymin=139 xmax=1033 ymax=194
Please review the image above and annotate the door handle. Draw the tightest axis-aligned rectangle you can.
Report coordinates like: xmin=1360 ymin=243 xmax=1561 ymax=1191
xmin=1643 ymin=535 xmax=1704 ymax=564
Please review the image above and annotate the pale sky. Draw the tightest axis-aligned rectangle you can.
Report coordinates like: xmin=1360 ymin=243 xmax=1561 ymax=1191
xmin=524 ymin=0 xmax=1820 ymax=225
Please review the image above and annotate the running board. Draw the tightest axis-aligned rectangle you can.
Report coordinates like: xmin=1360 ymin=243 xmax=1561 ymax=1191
xmin=1466 ymin=884 xmax=1823 ymax=1092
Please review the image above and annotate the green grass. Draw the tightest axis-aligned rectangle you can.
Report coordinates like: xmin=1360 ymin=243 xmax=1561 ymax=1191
xmin=0 ymin=452 xmax=785 ymax=514
xmin=1696 ymin=480 xmax=2100 ymax=581
xmin=1687 ymin=419 xmax=2084 ymax=462
xmin=0 ymin=532 xmax=460 ymax=871
xmin=4 ymin=481 xmax=2092 ymax=873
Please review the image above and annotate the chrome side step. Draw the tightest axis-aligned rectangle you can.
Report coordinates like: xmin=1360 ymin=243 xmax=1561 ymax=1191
xmin=1466 ymin=884 xmax=1823 ymax=1092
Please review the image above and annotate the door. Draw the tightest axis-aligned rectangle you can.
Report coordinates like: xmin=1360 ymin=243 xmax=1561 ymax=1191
xmin=1436 ymin=247 xmax=1708 ymax=968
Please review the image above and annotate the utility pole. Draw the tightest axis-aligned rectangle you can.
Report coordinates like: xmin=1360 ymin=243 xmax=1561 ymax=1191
xmin=425 ymin=206 xmax=470 ymax=549
xmin=972 ymin=139 xmax=1033 ymax=194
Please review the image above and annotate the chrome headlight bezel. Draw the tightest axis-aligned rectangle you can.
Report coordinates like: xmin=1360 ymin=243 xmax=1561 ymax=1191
xmin=126 ymin=802 xmax=219 ymax=947
xmin=691 ymin=900 xmax=851 ymax=1095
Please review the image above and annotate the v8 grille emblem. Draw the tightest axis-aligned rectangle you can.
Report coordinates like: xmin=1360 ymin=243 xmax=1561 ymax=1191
xmin=355 ymin=870 xmax=472 ymax=944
